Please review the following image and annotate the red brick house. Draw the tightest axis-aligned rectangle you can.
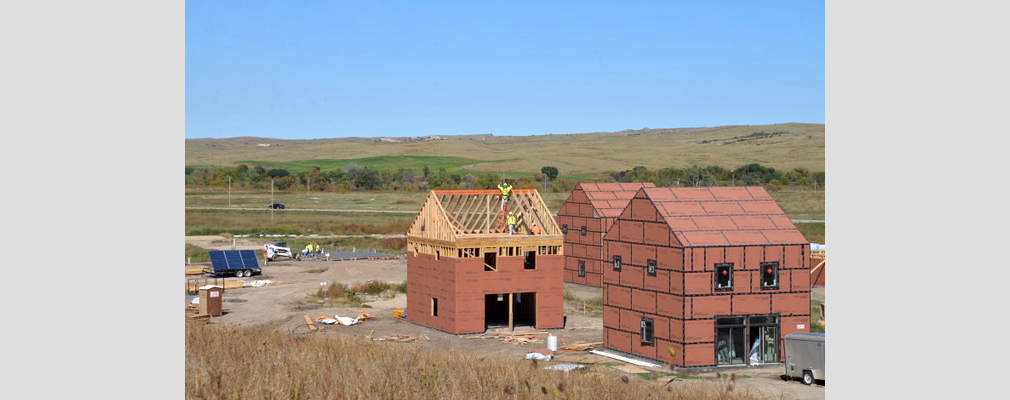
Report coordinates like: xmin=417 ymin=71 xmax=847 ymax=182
xmin=602 ymin=186 xmax=811 ymax=367
xmin=406 ymin=189 xmax=565 ymax=334
xmin=557 ymin=182 xmax=656 ymax=287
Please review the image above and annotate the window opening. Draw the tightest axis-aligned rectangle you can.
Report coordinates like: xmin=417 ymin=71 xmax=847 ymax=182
xmin=524 ymin=251 xmax=536 ymax=270
xmin=647 ymin=259 xmax=657 ymax=277
xmin=431 ymin=298 xmax=438 ymax=317
xmin=613 ymin=255 xmax=622 ymax=272
xmin=561 ymin=224 xmax=568 ymax=234
xmin=641 ymin=317 xmax=654 ymax=346
xmin=715 ymin=263 xmax=733 ymax=291
xmin=580 ymin=226 xmax=587 ymax=236
xmin=760 ymin=262 xmax=779 ymax=289
xmin=484 ymin=250 xmax=497 ymax=271
xmin=578 ymin=260 xmax=586 ymax=277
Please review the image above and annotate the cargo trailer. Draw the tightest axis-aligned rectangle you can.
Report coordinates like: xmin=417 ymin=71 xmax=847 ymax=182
xmin=784 ymin=332 xmax=825 ymax=385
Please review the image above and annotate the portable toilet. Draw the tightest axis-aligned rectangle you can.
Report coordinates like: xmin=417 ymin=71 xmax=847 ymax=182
xmin=784 ymin=332 xmax=825 ymax=385
xmin=198 ymin=286 xmax=223 ymax=316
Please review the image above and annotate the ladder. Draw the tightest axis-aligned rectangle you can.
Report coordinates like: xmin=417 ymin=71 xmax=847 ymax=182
xmin=492 ymin=201 xmax=510 ymax=233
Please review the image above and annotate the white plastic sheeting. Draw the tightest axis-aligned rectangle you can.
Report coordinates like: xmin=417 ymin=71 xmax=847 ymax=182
xmin=317 ymin=314 xmax=363 ymax=326
xmin=525 ymin=352 xmax=552 ymax=361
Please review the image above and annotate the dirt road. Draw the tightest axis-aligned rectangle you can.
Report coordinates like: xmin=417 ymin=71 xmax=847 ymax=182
xmin=186 ymin=236 xmax=824 ymax=400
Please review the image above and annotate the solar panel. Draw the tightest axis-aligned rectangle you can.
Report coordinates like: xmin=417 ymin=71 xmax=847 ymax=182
xmin=209 ymin=250 xmax=260 ymax=270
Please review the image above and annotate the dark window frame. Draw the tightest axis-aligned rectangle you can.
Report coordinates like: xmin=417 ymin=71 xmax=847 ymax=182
xmin=561 ymin=224 xmax=568 ymax=234
xmin=580 ymin=226 xmax=587 ymax=236
xmin=760 ymin=261 xmax=779 ymax=290
xmin=578 ymin=260 xmax=586 ymax=277
xmin=524 ymin=251 xmax=536 ymax=270
xmin=641 ymin=317 xmax=654 ymax=346
xmin=613 ymin=255 xmax=622 ymax=272
xmin=714 ymin=263 xmax=733 ymax=292
xmin=647 ymin=259 xmax=657 ymax=277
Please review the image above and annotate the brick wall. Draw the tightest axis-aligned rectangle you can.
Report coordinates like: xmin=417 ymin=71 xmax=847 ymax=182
xmin=603 ymin=228 xmax=811 ymax=366
xmin=408 ymin=251 xmax=565 ymax=334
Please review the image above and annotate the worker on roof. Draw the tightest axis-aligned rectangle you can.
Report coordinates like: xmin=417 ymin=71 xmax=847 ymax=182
xmin=531 ymin=222 xmax=541 ymax=235
xmin=497 ymin=181 xmax=513 ymax=208
xmin=507 ymin=211 xmax=517 ymax=235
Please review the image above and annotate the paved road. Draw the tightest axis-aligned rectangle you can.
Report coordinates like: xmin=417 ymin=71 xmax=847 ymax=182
xmin=186 ymin=207 xmax=417 ymax=213
xmin=186 ymin=207 xmax=825 ymax=223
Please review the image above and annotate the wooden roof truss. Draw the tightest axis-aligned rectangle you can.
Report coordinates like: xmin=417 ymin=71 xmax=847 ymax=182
xmin=407 ymin=189 xmax=560 ymax=242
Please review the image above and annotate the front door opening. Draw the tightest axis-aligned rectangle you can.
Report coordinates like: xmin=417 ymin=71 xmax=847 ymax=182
xmin=485 ymin=294 xmax=509 ymax=329
xmin=513 ymin=292 xmax=537 ymax=327
xmin=484 ymin=292 xmax=537 ymax=331
xmin=716 ymin=315 xmax=780 ymax=366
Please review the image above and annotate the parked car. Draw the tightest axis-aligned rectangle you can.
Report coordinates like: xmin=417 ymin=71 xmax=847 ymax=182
xmin=268 ymin=203 xmax=286 ymax=209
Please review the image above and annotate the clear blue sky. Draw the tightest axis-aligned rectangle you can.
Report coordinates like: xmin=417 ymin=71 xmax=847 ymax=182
xmin=186 ymin=1 xmax=823 ymax=139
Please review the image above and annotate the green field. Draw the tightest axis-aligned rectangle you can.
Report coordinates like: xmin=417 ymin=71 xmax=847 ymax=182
xmin=185 ymin=187 xmax=824 ymax=243
xmin=235 ymin=155 xmax=499 ymax=175
xmin=185 ymin=187 xmax=820 ymax=219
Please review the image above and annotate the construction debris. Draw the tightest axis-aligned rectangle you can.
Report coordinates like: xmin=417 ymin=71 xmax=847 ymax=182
xmin=371 ymin=335 xmax=415 ymax=343
xmin=464 ymin=330 xmax=551 ymax=346
xmin=544 ymin=364 xmax=586 ymax=373
xmin=588 ymin=350 xmax=660 ymax=368
xmin=525 ymin=351 xmax=552 ymax=361
xmin=316 ymin=311 xmax=373 ymax=326
xmin=392 ymin=309 xmax=405 ymax=319
xmin=185 ymin=313 xmax=211 ymax=325
xmin=559 ymin=342 xmax=603 ymax=351
xmin=303 ymin=315 xmax=324 ymax=332
xmin=612 ymin=364 xmax=649 ymax=374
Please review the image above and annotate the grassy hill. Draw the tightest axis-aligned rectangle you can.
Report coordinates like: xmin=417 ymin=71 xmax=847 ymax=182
xmin=186 ymin=123 xmax=825 ymax=176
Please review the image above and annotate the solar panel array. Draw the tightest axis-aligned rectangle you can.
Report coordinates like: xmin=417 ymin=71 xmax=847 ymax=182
xmin=208 ymin=250 xmax=260 ymax=271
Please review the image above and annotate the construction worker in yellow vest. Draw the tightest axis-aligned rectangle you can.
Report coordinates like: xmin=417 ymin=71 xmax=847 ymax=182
xmin=314 ymin=243 xmax=321 ymax=256
xmin=507 ymin=211 xmax=517 ymax=235
xmin=304 ymin=243 xmax=314 ymax=258
xmin=497 ymin=181 xmax=512 ymax=208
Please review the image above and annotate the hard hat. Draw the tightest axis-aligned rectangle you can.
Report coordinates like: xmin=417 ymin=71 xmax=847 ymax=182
xmin=509 ymin=211 xmax=513 ymax=215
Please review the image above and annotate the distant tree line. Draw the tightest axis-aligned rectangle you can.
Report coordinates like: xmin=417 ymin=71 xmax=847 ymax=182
xmin=186 ymin=162 xmax=823 ymax=193
xmin=611 ymin=163 xmax=824 ymax=189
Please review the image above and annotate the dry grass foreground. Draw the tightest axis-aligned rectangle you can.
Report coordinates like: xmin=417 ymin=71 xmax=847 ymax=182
xmin=187 ymin=324 xmax=782 ymax=400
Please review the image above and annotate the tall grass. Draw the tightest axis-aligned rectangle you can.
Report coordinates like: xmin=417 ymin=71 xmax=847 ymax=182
xmin=810 ymin=300 xmax=825 ymax=333
xmin=186 ymin=243 xmax=210 ymax=263
xmin=186 ymin=324 xmax=772 ymax=399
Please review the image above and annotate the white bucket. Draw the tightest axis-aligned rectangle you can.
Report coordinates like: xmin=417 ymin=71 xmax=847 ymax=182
xmin=547 ymin=335 xmax=558 ymax=351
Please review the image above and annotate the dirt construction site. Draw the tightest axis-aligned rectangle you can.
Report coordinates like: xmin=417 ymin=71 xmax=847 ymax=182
xmin=185 ymin=235 xmax=825 ymax=400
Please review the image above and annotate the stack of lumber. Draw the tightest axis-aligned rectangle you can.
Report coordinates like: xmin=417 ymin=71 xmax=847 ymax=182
xmin=185 ymin=266 xmax=206 ymax=275
xmin=464 ymin=330 xmax=550 ymax=346
xmin=559 ymin=342 xmax=603 ymax=351
xmin=185 ymin=281 xmax=247 ymax=293
xmin=185 ymin=313 xmax=211 ymax=325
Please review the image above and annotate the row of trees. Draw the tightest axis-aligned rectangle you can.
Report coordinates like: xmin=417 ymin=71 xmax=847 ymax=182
xmin=611 ymin=163 xmax=824 ymax=189
xmin=186 ymin=163 xmax=823 ymax=193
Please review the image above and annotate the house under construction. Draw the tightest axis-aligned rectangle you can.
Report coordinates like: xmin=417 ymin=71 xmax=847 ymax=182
xmin=406 ymin=189 xmax=565 ymax=334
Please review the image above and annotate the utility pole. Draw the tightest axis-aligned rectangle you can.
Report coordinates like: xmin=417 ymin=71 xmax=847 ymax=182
xmin=271 ymin=178 xmax=275 ymax=223
xmin=228 ymin=177 xmax=232 ymax=207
